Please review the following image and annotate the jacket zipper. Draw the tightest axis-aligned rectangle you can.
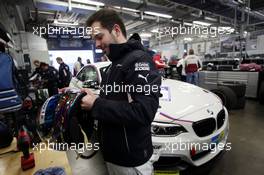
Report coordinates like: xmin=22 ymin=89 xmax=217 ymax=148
xmin=106 ymin=64 xmax=112 ymax=84
xmin=105 ymin=63 xmax=131 ymax=153
xmin=123 ymin=127 xmax=130 ymax=153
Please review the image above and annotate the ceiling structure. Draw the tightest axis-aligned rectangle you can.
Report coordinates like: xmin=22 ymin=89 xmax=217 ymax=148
xmin=2 ymin=0 xmax=264 ymax=42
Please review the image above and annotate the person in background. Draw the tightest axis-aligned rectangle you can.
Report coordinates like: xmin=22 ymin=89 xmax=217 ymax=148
xmin=177 ymin=53 xmax=187 ymax=82
xmin=56 ymin=57 xmax=72 ymax=88
xmin=73 ymin=57 xmax=84 ymax=76
xmin=86 ymin=59 xmax=91 ymax=64
xmin=153 ymin=52 xmax=168 ymax=76
xmin=184 ymin=49 xmax=202 ymax=85
xmin=39 ymin=62 xmax=59 ymax=96
xmin=163 ymin=56 xmax=168 ymax=65
xmin=30 ymin=60 xmax=42 ymax=78
xmin=153 ymin=52 xmax=166 ymax=69
xmin=129 ymin=33 xmax=155 ymax=58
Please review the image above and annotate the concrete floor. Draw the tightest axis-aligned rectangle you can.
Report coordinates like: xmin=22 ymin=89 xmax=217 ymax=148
xmin=209 ymin=99 xmax=264 ymax=175
xmin=67 ymin=99 xmax=264 ymax=175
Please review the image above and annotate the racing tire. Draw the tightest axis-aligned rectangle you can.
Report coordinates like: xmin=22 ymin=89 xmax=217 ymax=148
xmin=211 ymin=86 xmax=238 ymax=110
xmin=219 ymin=81 xmax=246 ymax=98
xmin=259 ymin=81 xmax=264 ymax=104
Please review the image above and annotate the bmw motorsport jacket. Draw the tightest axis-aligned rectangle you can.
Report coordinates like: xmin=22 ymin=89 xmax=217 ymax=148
xmin=91 ymin=40 xmax=161 ymax=167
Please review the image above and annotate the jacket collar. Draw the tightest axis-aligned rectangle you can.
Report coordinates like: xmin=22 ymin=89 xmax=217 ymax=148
xmin=108 ymin=40 xmax=145 ymax=62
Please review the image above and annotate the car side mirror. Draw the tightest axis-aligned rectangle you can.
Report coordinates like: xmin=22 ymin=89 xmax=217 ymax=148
xmin=83 ymin=80 xmax=99 ymax=89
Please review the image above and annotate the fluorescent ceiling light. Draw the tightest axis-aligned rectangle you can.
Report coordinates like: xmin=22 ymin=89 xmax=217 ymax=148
xmin=68 ymin=0 xmax=72 ymax=11
xmin=35 ymin=0 xmax=98 ymax=11
xmin=126 ymin=21 xmax=145 ymax=30
xmin=204 ymin=16 xmax=217 ymax=22
xmin=172 ymin=20 xmax=181 ymax=24
xmin=199 ymin=35 xmax=208 ymax=38
xmin=95 ymin=49 xmax=103 ymax=53
xmin=151 ymin=28 xmax=160 ymax=33
xmin=245 ymin=7 xmax=251 ymax=11
xmin=144 ymin=11 xmax=172 ymax=19
xmin=54 ymin=19 xmax=79 ymax=26
xmin=140 ymin=33 xmax=152 ymax=38
xmin=71 ymin=3 xmax=98 ymax=10
xmin=123 ymin=7 xmax=139 ymax=13
xmin=193 ymin=21 xmax=211 ymax=26
xmin=255 ymin=11 xmax=264 ymax=17
xmin=128 ymin=0 xmax=141 ymax=3
xmin=184 ymin=37 xmax=193 ymax=41
xmin=72 ymin=0 xmax=104 ymax=6
xmin=218 ymin=27 xmax=231 ymax=30
xmin=218 ymin=26 xmax=235 ymax=33
xmin=184 ymin=22 xmax=193 ymax=26
xmin=114 ymin=6 xmax=139 ymax=13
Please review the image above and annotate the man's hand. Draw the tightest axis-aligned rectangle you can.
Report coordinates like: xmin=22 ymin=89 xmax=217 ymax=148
xmin=80 ymin=88 xmax=98 ymax=111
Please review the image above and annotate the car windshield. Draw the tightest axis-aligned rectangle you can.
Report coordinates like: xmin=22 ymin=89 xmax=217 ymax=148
xmin=77 ymin=66 xmax=98 ymax=82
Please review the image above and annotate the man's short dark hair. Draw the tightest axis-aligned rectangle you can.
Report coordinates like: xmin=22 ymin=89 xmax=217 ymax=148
xmin=189 ymin=49 xmax=194 ymax=55
xmin=86 ymin=9 xmax=127 ymax=38
xmin=56 ymin=57 xmax=63 ymax=61
xmin=40 ymin=62 xmax=48 ymax=68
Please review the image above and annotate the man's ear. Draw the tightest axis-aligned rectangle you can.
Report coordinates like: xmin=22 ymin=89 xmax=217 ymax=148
xmin=112 ymin=24 xmax=121 ymax=37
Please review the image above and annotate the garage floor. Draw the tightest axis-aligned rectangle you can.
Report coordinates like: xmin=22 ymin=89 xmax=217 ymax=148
xmin=67 ymin=99 xmax=264 ymax=175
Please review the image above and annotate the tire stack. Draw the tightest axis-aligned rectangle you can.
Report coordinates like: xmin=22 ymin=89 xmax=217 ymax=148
xmin=210 ymin=81 xmax=246 ymax=110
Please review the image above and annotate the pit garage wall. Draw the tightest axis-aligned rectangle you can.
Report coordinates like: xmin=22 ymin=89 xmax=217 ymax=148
xmin=152 ymin=41 xmax=184 ymax=59
xmin=0 ymin=1 xmax=50 ymax=71
xmin=151 ymin=39 xmax=216 ymax=59
xmin=151 ymin=35 xmax=264 ymax=59
xmin=20 ymin=32 xmax=50 ymax=69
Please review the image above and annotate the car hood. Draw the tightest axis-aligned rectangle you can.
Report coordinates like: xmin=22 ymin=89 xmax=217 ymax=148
xmin=155 ymin=78 xmax=222 ymax=122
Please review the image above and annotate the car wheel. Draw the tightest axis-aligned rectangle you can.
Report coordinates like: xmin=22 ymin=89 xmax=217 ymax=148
xmin=211 ymin=86 xmax=238 ymax=110
xmin=259 ymin=81 xmax=264 ymax=104
xmin=219 ymin=81 xmax=246 ymax=97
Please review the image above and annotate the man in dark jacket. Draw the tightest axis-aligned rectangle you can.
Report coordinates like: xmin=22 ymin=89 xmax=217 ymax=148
xmin=56 ymin=57 xmax=72 ymax=88
xmin=40 ymin=62 xmax=59 ymax=96
xmin=29 ymin=60 xmax=42 ymax=79
xmin=81 ymin=9 xmax=161 ymax=175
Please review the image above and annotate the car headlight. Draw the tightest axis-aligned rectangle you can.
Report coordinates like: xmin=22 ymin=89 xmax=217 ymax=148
xmin=151 ymin=122 xmax=187 ymax=137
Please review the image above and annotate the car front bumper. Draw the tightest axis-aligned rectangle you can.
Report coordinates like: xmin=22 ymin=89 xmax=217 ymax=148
xmin=151 ymin=108 xmax=229 ymax=167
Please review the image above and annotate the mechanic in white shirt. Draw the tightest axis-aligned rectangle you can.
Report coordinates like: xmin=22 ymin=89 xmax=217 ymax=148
xmin=177 ymin=53 xmax=187 ymax=82
xmin=184 ymin=49 xmax=202 ymax=85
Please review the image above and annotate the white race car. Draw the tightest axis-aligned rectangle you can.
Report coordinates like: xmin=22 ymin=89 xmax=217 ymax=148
xmin=70 ymin=62 xmax=229 ymax=167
